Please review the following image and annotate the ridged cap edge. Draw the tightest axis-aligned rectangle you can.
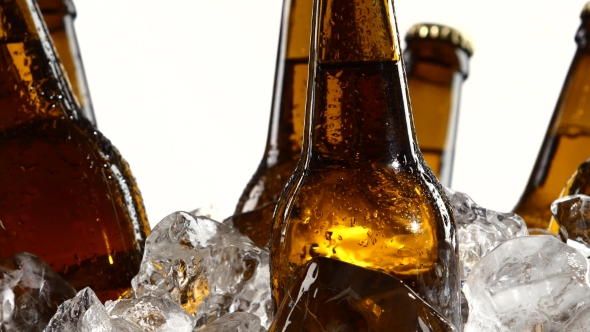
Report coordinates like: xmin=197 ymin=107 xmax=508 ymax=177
xmin=405 ymin=23 xmax=473 ymax=56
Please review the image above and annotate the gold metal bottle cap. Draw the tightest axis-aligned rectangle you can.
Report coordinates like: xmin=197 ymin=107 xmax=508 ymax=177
xmin=581 ymin=2 xmax=590 ymax=19
xmin=405 ymin=23 xmax=473 ymax=57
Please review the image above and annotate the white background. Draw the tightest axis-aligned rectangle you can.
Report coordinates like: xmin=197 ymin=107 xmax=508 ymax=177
xmin=73 ymin=0 xmax=590 ymax=228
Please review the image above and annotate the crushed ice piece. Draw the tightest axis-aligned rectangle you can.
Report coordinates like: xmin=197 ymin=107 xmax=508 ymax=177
xmin=190 ymin=204 xmax=224 ymax=222
xmin=269 ymin=257 xmax=457 ymax=331
xmin=195 ymin=312 xmax=264 ymax=332
xmin=567 ymin=239 xmax=590 ymax=260
xmin=552 ymin=194 xmax=590 ymax=246
xmin=463 ymin=236 xmax=590 ymax=331
xmin=445 ymin=188 xmax=528 ymax=281
xmin=107 ymin=296 xmax=195 ymax=332
xmin=131 ymin=212 xmax=273 ymax=329
xmin=45 ymin=287 xmax=194 ymax=332
xmin=44 ymin=287 xmax=102 ymax=332
xmin=0 ymin=252 xmax=76 ymax=332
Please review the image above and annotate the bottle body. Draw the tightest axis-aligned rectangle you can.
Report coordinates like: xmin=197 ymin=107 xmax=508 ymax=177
xmin=232 ymin=0 xmax=312 ymax=247
xmin=0 ymin=0 xmax=149 ymax=301
xmin=404 ymin=24 xmax=471 ymax=186
xmin=270 ymin=0 xmax=460 ymax=327
xmin=513 ymin=16 xmax=590 ymax=230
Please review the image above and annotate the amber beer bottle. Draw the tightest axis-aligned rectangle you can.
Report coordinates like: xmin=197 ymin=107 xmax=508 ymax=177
xmin=38 ymin=0 xmax=96 ymax=125
xmin=270 ymin=0 xmax=460 ymax=327
xmin=405 ymin=23 xmax=472 ymax=187
xmin=0 ymin=0 xmax=150 ymax=301
xmin=513 ymin=3 xmax=590 ymax=230
xmin=231 ymin=0 xmax=312 ymax=247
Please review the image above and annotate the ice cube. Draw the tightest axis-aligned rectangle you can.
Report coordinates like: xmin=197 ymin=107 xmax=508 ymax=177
xmin=552 ymin=194 xmax=590 ymax=246
xmin=107 ymin=296 xmax=195 ymax=332
xmin=190 ymin=204 xmax=223 ymax=222
xmin=44 ymin=287 xmax=102 ymax=332
xmin=0 ymin=252 xmax=76 ymax=332
xmin=445 ymin=188 xmax=528 ymax=281
xmin=132 ymin=212 xmax=273 ymax=329
xmin=463 ymin=236 xmax=590 ymax=331
xmin=194 ymin=312 xmax=264 ymax=332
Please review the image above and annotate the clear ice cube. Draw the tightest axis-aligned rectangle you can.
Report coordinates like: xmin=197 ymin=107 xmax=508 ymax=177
xmin=44 ymin=287 xmax=102 ymax=332
xmin=552 ymin=194 xmax=590 ymax=246
xmin=445 ymin=188 xmax=528 ymax=281
xmin=463 ymin=236 xmax=590 ymax=331
xmin=194 ymin=312 xmax=264 ymax=332
xmin=0 ymin=252 xmax=76 ymax=332
xmin=107 ymin=296 xmax=195 ymax=332
xmin=131 ymin=212 xmax=273 ymax=329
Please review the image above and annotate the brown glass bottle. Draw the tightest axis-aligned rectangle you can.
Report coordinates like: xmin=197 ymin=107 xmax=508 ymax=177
xmin=38 ymin=0 xmax=96 ymax=126
xmin=405 ymin=23 xmax=472 ymax=187
xmin=513 ymin=3 xmax=590 ymax=230
xmin=230 ymin=0 xmax=312 ymax=247
xmin=0 ymin=0 xmax=150 ymax=302
xmin=270 ymin=0 xmax=460 ymax=327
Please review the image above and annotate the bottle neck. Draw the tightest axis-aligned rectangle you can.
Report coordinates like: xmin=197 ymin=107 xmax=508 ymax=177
xmin=301 ymin=0 xmax=419 ymax=168
xmin=550 ymin=23 xmax=590 ymax=137
xmin=515 ymin=17 xmax=590 ymax=221
xmin=39 ymin=0 xmax=96 ymax=126
xmin=404 ymin=41 xmax=469 ymax=184
xmin=0 ymin=0 xmax=79 ymax=131
xmin=264 ymin=0 xmax=312 ymax=166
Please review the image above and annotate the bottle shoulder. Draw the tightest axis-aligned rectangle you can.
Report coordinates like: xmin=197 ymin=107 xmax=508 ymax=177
xmin=276 ymin=162 xmax=453 ymax=223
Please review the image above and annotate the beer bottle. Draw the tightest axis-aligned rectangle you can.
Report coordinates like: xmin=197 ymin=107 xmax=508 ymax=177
xmin=404 ymin=23 xmax=472 ymax=187
xmin=38 ymin=0 xmax=96 ymax=126
xmin=0 ymin=0 xmax=150 ymax=302
xmin=270 ymin=0 xmax=460 ymax=327
xmin=230 ymin=0 xmax=312 ymax=247
xmin=513 ymin=3 xmax=590 ymax=230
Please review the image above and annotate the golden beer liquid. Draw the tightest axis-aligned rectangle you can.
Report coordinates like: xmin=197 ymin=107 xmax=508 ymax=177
xmin=271 ymin=0 xmax=460 ymax=327
xmin=38 ymin=0 xmax=96 ymax=125
xmin=405 ymin=28 xmax=471 ymax=186
xmin=513 ymin=15 xmax=590 ymax=230
xmin=232 ymin=0 xmax=312 ymax=247
xmin=0 ymin=0 xmax=150 ymax=302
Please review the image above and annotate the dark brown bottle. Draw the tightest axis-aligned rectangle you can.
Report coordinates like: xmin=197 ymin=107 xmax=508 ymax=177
xmin=38 ymin=0 xmax=96 ymax=125
xmin=230 ymin=0 xmax=313 ymax=247
xmin=513 ymin=3 xmax=590 ymax=230
xmin=270 ymin=0 xmax=460 ymax=327
xmin=0 ymin=0 xmax=150 ymax=302
xmin=405 ymin=23 xmax=472 ymax=187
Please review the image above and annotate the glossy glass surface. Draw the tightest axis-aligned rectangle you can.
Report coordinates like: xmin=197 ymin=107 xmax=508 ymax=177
xmin=270 ymin=0 xmax=460 ymax=327
xmin=0 ymin=0 xmax=149 ymax=301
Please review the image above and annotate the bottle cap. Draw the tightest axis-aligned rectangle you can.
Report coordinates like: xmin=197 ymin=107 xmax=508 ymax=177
xmin=405 ymin=23 xmax=473 ymax=57
xmin=581 ymin=2 xmax=590 ymax=19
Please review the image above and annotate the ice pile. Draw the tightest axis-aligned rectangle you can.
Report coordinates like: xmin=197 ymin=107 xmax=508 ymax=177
xmin=44 ymin=211 xmax=273 ymax=331
xmin=132 ymin=212 xmax=273 ymax=327
xmin=445 ymin=188 xmax=529 ymax=281
xmin=463 ymin=236 xmax=590 ymax=331
xmin=24 ymin=189 xmax=590 ymax=331
xmin=45 ymin=288 xmax=194 ymax=332
xmin=0 ymin=252 xmax=77 ymax=332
